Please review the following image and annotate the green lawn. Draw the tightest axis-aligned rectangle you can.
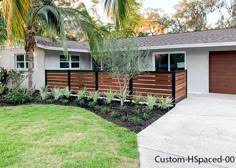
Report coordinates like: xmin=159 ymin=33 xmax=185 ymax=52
xmin=0 ymin=105 xmax=138 ymax=168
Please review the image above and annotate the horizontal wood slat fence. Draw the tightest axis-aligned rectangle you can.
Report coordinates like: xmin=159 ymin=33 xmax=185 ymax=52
xmin=45 ymin=70 xmax=187 ymax=104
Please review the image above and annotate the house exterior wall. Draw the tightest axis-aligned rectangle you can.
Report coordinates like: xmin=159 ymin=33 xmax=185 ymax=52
xmin=0 ymin=47 xmax=45 ymax=89
xmin=45 ymin=50 xmax=92 ymax=70
xmin=148 ymin=46 xmax=236 ymax=94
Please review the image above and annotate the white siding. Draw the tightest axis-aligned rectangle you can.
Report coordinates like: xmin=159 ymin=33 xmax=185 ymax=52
xmin=148 ymin=46 xmax=236 ymax=94
xmin=0 ymin=47 xmax=45 ymax=89
xmin=45 ymin=50 xmax=92 ymax=70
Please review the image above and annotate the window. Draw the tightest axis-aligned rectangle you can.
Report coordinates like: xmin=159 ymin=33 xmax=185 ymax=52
xmin=16 ymin=54 xmax=29 ymax=69
xmin=155 ymin=53 xmax=168 ymax=71
xmin=170 ymin=53 xmax=185 ymax=71
xmin=154 ymin=52 xmax=186 ymax=71
xmin=60 ymin=55 xmax=80 ymax=69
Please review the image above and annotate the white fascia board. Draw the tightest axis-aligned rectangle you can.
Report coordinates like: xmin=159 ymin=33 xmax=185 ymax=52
xmin=139 ymin=42 xmax=236 ymax=50
xmin=37 ymin=44 xmax=90 ymax=53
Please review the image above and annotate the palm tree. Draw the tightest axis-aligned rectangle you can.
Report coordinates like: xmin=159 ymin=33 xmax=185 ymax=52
xmin=2 ymin=0 xmax=102 ymax=94
xmin=104 ymin=0 xmax=132 ymax=28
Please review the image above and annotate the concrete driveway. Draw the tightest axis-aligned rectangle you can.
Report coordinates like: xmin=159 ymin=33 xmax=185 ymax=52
xmin=138 ymin=94 xmax=236 ymax=168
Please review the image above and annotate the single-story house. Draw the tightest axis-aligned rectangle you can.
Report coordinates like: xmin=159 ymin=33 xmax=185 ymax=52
xmin=0 ymin=28 xmax=236 ymax=95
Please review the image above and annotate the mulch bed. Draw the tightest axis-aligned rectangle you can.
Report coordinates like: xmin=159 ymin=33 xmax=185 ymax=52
xmin=0 ymin=95 xmax=173 ymax=133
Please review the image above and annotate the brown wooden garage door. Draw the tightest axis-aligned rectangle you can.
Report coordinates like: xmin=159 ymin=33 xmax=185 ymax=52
xmin=209 ymin=51 xmax=236 ymax=94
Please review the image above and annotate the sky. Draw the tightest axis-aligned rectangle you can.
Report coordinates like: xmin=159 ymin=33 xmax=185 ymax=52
xmin=141 ymin=0 xmax=181 ymax=15
xmin=81 ymin=0 xmax=226 ymax=26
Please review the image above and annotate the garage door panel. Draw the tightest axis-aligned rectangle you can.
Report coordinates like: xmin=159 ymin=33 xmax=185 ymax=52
xmin=209 ymin=51 xmax=236 ymax=94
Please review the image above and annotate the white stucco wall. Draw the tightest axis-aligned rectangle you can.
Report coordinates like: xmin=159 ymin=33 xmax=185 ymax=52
xmin=148 ymin=46 xmax=236 ymax=94
xmin=45 ymin=50 xmax=92 ymax=70
xmin=0 ymin=47 xmax=45 ymax=89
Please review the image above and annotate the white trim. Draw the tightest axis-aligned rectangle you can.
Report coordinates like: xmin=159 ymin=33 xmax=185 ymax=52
xmin=60 ymin=55 xmax=80 ymax=70
xmin=37 ymin=41 xmax=236 ymax=53
xmin=140 ymin=42 xmax=236 ymax=50
xmin=37 ymin=44 xmax=89 ymax=53
xmin=152 ymin=51 xmax=186 ymax=72
xmin=15 ymin=54 xmax=30 ymax=70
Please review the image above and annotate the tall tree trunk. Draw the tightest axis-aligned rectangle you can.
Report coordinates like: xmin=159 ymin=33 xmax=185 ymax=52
xmin=26 ymin=49 xmax=34 ymax=95
xmin=25 ymin=29 xmax=36 ymax=95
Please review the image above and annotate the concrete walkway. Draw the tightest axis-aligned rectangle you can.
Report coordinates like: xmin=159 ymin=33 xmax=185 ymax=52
xmin=138 ymin=94 xmax=236 ymax=168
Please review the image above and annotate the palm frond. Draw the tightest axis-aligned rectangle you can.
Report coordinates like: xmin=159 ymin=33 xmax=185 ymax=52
xmin=2 ymin=0 xmax=31 ymax=41
xmin=27 ymin=4 xmax=68 ymax=56
xmin=104 ymin=0 xmax=131 ymax=28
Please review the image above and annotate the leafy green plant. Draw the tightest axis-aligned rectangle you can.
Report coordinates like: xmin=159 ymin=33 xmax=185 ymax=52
xmin=134 ymin=95 xmax=143 ymax=105
xmin=46 ymin=98 xmax=53 ymax=104
xmin=134 ymin=105 xmax=141 ymax=116
xmin=0 ymin=67 xmax=8 ymax=85
xmin=142 ymin=112 xmax=150 ymax=120
xmin=89 ymin=91 xmax=100 ymax=103
xmin=144 ymin=108 xmax=151 ymax=114
xmin=94 ymin=105 xmax=101 ymax=111
xmin=39 ymin=86 xmax=49 ymax=100
xmin=61 ymin=87 xmax=70 ymax=98
xmin=5 ymin=88 xmax=31 ymax=104
xmin=52 ymin=88 xmax=63 ymax=100
xmin=7 ymin=69 xmax=24 ymax=89
xmin=104 ymin=89 xmax=115 ymax=104
xmin=146 ymin=95 xmax=157 ymax=110
xmin=159 ymin=96 xmax=173 ymax=110
xmin=132 ymin=116 xmax=142 ymax=126
xmin=77 ymin=99 xmax=86 ymax=107
xmin=110 ymin=111 xmax=117 ymax=118
xmin=119 ymin=106 xmax=128 ymax=113
xmin=0 ymin=83 xmax=6 ymax=95
xmin=121 ymin=114 xmax=130 ymax=122
xmin=88 ymin=102 xmax=96 ymax=108
xmin=101 ymin=107 xmax=109 ymax=114
xmin=77 ymin=88 xmax=87 ymax=101
xmin=59 ymin=98 xmax=69 ymax=105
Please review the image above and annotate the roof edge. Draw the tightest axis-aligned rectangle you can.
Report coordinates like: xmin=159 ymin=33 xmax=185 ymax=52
xmin=36 ymin=44 xmax=90 ymax=53
xmin=139 ymin=42 xmax=236 ymax=50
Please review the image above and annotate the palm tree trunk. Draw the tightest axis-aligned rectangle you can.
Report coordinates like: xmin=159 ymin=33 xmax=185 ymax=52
xmin=25 ymin=29 xmax=36 ymax=95
xmin=26 ymin=49 xmax=34 ymax=95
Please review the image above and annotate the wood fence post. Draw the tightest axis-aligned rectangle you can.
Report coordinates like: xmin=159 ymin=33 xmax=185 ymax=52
xmin=129 ymin=77 xmax=133 ymax=95
xmin=68 ymin=70 xmax=71 ymax=90
xmin=95 ymin=71 xmax=99 ymax=91
xmin=45 ymin=70 xmax=48 ymax=86
xmin=172 ymin=71 xmax=176 ymax=105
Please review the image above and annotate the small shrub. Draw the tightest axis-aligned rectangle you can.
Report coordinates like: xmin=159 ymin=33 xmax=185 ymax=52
xmin=142 ymin=112 xmax=150 ymax=120
xmin=89 ymin=91 xmax=99 ymax=103
xmin=78 ymin=99 xmax=86 ymax=107
xmin=119 ymin=106 xmax=128 ymax=113
xmin=110 ymin=111 xmax=118 ymax=118
xmin=0 ymin=83 xmax=6 ymax=95
xmin=5 ymin=88 xmax=31 ymax=104
xmin=134 ymin=95 xmax=143 ymax=105
xmin=121 ymin=114 xmax=130 ymax=122
xmin=7 ymin=69 xmax=24 ymax=89
xmin=88 ymin=102 xmax=96 ymax=108
xmin=104 ymin=89 xmax=115 ymax=104
xmin=94 ymin=105 xmax=101 ymax=111
xmin=39 ymin=86 xmax=49 ymax=100
xmin=77 ymin=88 xmax=87 ymax=101
xmin=159 ymin=96 xmax=173 ymax=110
xmin=132 ymin=116 xmax=142 ymax=126
xmin=61 ymin=87 xmax=70 ymax=98
xmin=59 ymin=98 xmax=69 ymax=105
xmin=146 ymin=95 xmax=157 ymax=110
xmin=134 ymin=105 xmax=141 ymax=116
xmin=101 ymin=107 xmax=109 ymax=114
xmin=52 ymin=88 xmax=63 ymax=100
xmin=144 ymin=107 xmax=152 ymax=114
xmin=46 ymin=98 xmax=53 ymax=104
